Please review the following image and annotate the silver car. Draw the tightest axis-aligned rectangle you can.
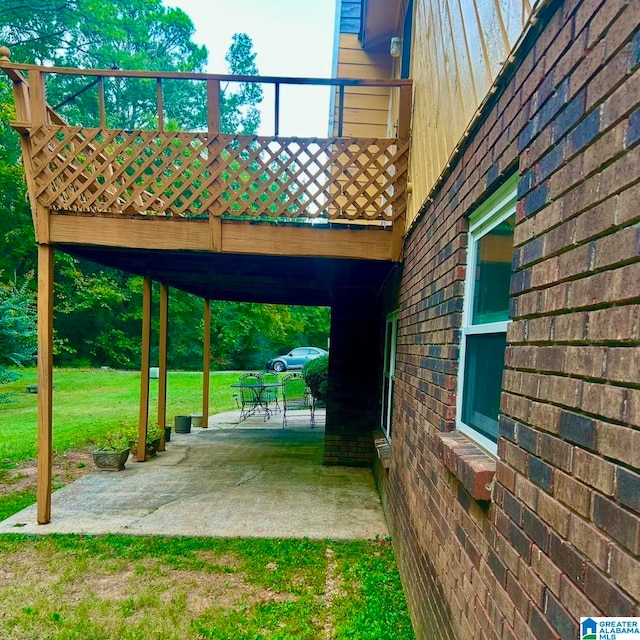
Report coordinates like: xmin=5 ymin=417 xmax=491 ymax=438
xmin=266 ymin=347 xmax=328 ymax=372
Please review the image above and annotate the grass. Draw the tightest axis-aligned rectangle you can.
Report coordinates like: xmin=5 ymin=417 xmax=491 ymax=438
xmin=0 ymin=534 xmax=414 ymax=639
xmin=0 ymin=368 xmax=243 ymax=467
xmin=0 ymin=367 xmax=416 ymax=639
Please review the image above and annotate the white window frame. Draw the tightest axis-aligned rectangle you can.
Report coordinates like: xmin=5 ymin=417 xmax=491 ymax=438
xmin=457 ymin=175 xmax=517 ymax=455
xmin=381 ymin=310 xmax=399 ymax=441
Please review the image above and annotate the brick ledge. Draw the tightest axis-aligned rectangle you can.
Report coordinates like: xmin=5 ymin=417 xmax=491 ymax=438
xmin=373 ymin=433 xmax=391 ymax=469
xmin=434 ymin=432 xmax=496 ymax=501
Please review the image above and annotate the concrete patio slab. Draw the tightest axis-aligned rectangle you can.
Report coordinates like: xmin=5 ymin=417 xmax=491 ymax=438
xmin=0 ymin=410 xmax=388 ymax=540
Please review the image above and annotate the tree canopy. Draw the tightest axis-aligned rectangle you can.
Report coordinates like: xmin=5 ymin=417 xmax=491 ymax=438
xmin=0 ymin=1 xmax=329 ymax=373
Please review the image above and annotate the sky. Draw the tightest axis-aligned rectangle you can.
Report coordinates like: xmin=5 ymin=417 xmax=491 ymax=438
xmin=166 ymin=0 xmax=338 ymax=137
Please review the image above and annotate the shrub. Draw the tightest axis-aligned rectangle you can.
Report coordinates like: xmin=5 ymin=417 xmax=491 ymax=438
xmin=303 ymin=354 xmax=328 ymax=403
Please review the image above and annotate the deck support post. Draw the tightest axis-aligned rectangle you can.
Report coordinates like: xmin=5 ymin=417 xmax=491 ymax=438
xmin=36 ymin=244 xmax=54 ymax=524
xmin=392 ymin=83 xmax=413 ymax=262
xmin=157 ymin=283 xmax=169 ymax=450
xmin=202 ymin=298 xmax=211 ymax=428
xmin=137 ymin=277 xmax=152 ymax=461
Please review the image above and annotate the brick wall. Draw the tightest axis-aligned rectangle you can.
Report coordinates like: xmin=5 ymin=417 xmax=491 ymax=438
xmin=384 ymin=0 xmax=640 ymax=637
xmin=324 ymin=289 xmax=379 ymax=465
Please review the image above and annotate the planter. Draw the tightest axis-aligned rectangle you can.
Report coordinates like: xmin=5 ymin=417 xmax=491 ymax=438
xmin=92 ymin=448 xmax=130 ymax=471
xmin=164 ymin=425 xmax=171 ymax=442
xmin=190 ymin=413 xmax=203 ymax=428
xmin=130 ymin=437 xmax=161 ymax=458
xmin=174 ymin=415 xmax=192 ymax=433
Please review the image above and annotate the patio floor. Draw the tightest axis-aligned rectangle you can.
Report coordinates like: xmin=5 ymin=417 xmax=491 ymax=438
xmin=0 ymin=409 xmax=389 ymax=539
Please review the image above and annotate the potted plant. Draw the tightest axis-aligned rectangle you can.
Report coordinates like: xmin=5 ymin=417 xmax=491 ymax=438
xmin=128 ymin=424 xmax=163 ymax=459
xmin=92 ymin=432 xmax=131 ymax=471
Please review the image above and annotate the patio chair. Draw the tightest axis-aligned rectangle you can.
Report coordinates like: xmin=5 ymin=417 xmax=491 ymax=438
xmin=282 ymin=372 xmax=315 ymax=428
xmin=261 ymin=371 xmax=281 ymax=413
xmin=234 ymin=372 xmax=263 ymax=421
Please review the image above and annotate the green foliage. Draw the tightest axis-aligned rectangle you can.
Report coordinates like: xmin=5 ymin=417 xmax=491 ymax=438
xmin=1 ymin=0 xmax=209 ymax=129
xmin=0 ymin=490 xmax=36 ymax=521
xmin=221 ymin=33 xmax=263 ymax=135
xmin=92 ymin=425 xmax=133 ymax=452
xmin=0 ymin=279 xmax=36 ymax=382
xmin=303 ymin=354 xmax=329 ymax=403
xmin=0 ymin=2 xmax=330 ymax=372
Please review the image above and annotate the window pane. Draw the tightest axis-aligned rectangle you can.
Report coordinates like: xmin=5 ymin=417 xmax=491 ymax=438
xmin=472 ymin=217 xmax=514 ymax=324
xmin=461 ymin=332 xmax=507 ymax=443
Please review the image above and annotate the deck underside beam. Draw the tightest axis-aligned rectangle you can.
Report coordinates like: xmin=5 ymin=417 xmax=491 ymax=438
xmin=48 ymin=215 xmax=394 ymax=262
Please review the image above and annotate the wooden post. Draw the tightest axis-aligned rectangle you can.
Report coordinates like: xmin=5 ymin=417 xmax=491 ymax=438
xmin=392 ymin=82 xmax=412 ymax=260
xmin=207 ymin=79 xmax=222 ymax=249
xmin=397 ymin=83 xmax=412 ymax=140
xmin=37 ymin=244 xmax=54 ymax=525
xmin=137 ymin=277 xmax=152 ymax=462
xmin=207 ymin=79 xmax=221 ymax=135
xmin=202 ymin=298 xmax=210 ymax=428
xmin=157 ymin=283 xmax=169 ymax=450
xmin=156 ymin=78 xmax=164 ymax=131
xmin=98 ymin=76 xmax=106 ymax=128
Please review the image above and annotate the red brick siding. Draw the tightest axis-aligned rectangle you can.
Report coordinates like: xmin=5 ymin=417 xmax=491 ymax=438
xmin=384 ymin=0 xmax=640 ymax=637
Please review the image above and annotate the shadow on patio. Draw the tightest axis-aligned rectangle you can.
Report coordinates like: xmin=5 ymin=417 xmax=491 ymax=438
xmin=0 ymin=409 xmax=388 ymax=540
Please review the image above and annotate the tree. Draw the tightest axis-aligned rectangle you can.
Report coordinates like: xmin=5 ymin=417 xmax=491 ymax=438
xmin=0 ymin=5 xmax=330 ymax=370
xmin=0 ymin=278 xmax=36 ymax=384
xmin=221 ymin=33 xmax=263 ymax=135
xmin=0 ymin=81 xmax=36 ymax=280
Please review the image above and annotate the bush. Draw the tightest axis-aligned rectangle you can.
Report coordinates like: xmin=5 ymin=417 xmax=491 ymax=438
xmin=303 ymin=354 xmax=328 ymax=403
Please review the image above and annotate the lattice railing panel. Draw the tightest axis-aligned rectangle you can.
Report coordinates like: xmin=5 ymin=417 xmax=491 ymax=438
xmin=26 ymin=126 xmax=409 ymax=221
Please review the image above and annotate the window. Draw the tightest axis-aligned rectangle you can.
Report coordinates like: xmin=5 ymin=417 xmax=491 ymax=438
xmin=457 ymin=176 xmax=517 ymax=454
xmin=381 ymin=311 xmax=399 ymax=440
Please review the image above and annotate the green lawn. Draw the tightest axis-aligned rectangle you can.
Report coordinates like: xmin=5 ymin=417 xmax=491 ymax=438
xmin=0 ymin=368 xmax=416 ymax=639
xmin=0 ymin=368 xmax=242 ymax=467
xmin=0 ymin=534 xmax=415 ymax=639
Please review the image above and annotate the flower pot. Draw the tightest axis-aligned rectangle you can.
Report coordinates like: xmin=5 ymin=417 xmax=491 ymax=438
xmin=130 ymin=438 xmax=161 ymax=458
xmin=148 ymin=437 xmax=161 ymax=456
xmin=164 ymin=425 xmax=171 ymax=442
xmin=92 ymin=448 xmax=129 ymax=471
xmin=190 ymin=413 xmax=203 ymax=428
xmin=174 ymin=415 xmax=191 ymax=433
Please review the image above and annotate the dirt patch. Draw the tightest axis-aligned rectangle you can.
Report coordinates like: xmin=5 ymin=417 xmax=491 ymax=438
xmin=64 ymin=568 xmax=138 ymax=602
xmin=0 ymin=546 xmax=63 ymax=588
xmin=195 ymin=550 xmax=242 ymax=570
xmin=322 ymin=546 xmax=345 ymax=640
xmin=0 ymin=448 xmax=94 ymax=496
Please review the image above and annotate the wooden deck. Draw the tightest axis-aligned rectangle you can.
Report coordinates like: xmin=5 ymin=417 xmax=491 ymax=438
xmin=1 ymin=55 xmax=412 ymax=268
xmin=0 ymin=52 xmax=412 ymax=524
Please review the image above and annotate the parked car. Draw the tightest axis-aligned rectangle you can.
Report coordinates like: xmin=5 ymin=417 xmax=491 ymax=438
xmin=266 ymin=347 xmax=328 ymax=372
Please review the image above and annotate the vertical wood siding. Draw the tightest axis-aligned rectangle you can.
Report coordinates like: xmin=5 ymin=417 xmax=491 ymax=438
xmin=407 ymin=0 xmax=534 ymax=225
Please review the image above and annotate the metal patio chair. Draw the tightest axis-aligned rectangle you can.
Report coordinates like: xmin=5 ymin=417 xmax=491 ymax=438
xmin=234 ymin=372 xmax=264 ymax=421
xmin=282 ymin=372 xmax=315 ymax=428
xmin=261 ymin=371 xmax=282 ymax=413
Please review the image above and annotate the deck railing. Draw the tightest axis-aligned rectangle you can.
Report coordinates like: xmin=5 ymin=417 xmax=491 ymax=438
xmin=0 ymin=52 xmax=412 ymax=224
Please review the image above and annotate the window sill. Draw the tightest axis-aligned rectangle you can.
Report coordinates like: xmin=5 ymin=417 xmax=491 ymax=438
xmin=374 ymin=435 xmax=392 ymax=469
xmin=434 ymin=431 xmax=496 ymax=501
